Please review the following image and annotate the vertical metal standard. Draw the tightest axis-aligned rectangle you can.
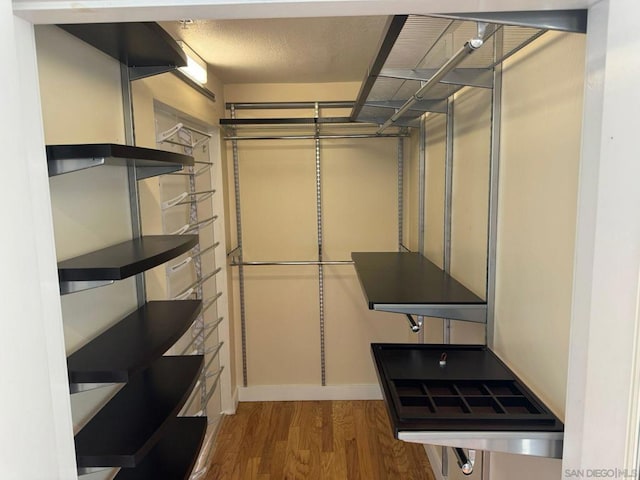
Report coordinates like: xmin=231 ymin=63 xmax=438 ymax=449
xmin=187 ymin=138 xmax=206 ymax=412
xmin=120 ymin=65 xmax=146 ymax=308
xmin=418 ymin=115 xmax=426 ymax=255
xmin=482 ymin=450 xmax=491 ymax=479
xmin=315 ymin=103 xmax=326 ymax=386
xmin=417 ymin=114 xmax=427 ymax=343
xmin=397 ymin=136 xmax=404 ymax=251
xmin=443 ymin=97 xmax=455 ymax=345
xmin=231 ymin=105 xmax=248 ymax=387
xmin=486 ymin=28 xmax=504 ymax=352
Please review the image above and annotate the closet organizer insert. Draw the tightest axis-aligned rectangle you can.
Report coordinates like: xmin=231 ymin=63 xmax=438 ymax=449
xmin=224 ymin=11 xmax=587 ymax=467
xmin=49 ymin=142 xmax=208 ymax=477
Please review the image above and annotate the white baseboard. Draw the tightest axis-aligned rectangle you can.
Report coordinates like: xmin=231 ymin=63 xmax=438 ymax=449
xmin=425 ymin=444 xmax=446 ymax=480
xmin=237 ymin=384 xmax=382 ymax=402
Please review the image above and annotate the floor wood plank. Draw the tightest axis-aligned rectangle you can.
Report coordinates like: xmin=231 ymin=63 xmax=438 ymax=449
xmin=207 ymin=400 xmax=435 ymax=480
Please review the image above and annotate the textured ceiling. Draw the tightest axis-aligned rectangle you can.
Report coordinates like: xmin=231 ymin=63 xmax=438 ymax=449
xmin=160 ymin=16 xmax=388 ymax=84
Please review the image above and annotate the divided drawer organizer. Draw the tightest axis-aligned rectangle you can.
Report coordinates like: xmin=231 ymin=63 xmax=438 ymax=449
xmin=48 ymin=144 xmax=208 ymax=479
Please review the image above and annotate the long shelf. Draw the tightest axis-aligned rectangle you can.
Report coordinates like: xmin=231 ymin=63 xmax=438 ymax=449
xmin=58 ymin=235 xmax=198 ymax=294
xmin=351 ymin=252 xmax=486 ymax=322
xmin=371 ymin=343 xmax=563 ymax=458
xmin=46 ymin=143 xmax=194 ymax=179
xmin=67 ymin=300 xmax=202 ymax=388
xmin=74 ymin=355 xmax=203 ymax=468
xmin=114 ymin=417 xmax=207 ymax=480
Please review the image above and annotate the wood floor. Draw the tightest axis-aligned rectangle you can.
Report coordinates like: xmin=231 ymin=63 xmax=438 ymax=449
xmin=206 ymin=400 xmax=435 ymax=480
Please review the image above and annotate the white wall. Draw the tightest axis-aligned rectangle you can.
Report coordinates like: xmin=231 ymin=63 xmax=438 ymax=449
xmin=564 ymin=0 xmax=640 ymax=472
xmin=0 ymin=12 xmax=76 ymax=479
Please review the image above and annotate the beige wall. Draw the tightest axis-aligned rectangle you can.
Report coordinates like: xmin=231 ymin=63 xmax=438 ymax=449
xmin=491 ymin=30 xmax=585 ymax=478
xmin=225 ymin=82 xmax=412 ymax=390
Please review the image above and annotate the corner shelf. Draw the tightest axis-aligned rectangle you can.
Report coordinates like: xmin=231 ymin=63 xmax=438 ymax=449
xmin=46 ymin=143 xmax=194 ymax=179
xmin=371 ymin=343 xmax=563 ymax=458
xmin=57 ymin=22 xmax=187 ymax=80
xmin=74 ymin=355 xmax=204 ymax=469
xmin=58 ymin=235 xmax=198 ymax=294
xmin=67 ymin=300 xmax=202 ymax=388
xmin=113 ymin=417 xmax=207 ymax=480
xmin=351 ymin=252 xmax=487 ymax=323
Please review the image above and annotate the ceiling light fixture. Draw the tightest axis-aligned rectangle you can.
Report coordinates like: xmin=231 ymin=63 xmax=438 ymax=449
xmin=177 ymin=40 xmax=208 ymax=85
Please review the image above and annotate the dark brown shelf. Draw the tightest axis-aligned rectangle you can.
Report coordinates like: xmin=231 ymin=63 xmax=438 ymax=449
xmin=351 ymin=252 xmax=486 ymax=322
xmin=46 ymin=143 xmax=194 ymax=178
xmin=74 ymin=355 xmax=203 ymax=468
xmin=57 ymin=23 xmax=186 ymax=69
xmin=67 ymin=300 xmax=202 ymax=385
xmin=114 ymin=417 xmax=207 ymax=480
xmin=58 ymin=235 xmax=198 ymax=282
xmin=371 ymin=343 xmax=564 ymax=433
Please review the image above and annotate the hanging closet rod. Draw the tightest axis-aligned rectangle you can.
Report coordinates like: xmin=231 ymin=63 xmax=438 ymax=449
xmin=167 ymin=242 xmax=219 ymax=274
xmin=202 ymin=316 xmax=225 ymax=333
xmin=172 ymin=215 xmax=218 ymax=235
xmin=226 ymin=101 xmax=354 ymax=110
xmin=157 ymin=122 xmax=212 ymax=142
xmin=453 ymin=448 xmax=475 ymax=475
xmin=377 ymin=36 xmax=485 ymax=134
xmin=175 ymin=190 xmax=216 ymax=207
xmin=224 ymin=133 xmax=409 ymax=141
xmin=200 ymin=367 xmax=225 ymax=412
xmin=173 ymin=268 xmax=221 ymax=299
xmin=182 ymin=366 xmax=224 ymax=415
xmin=203 ymin=342 xmax=224 ymax=372
xmin=405 ymin=314 xmax=421 ymax=333
xmin=230 ymin=259 xmax=354 ymax=266
xmin=180 ymin=320 xmax=219 ymax=356
xmin=197 ymin=242 xmax=219 ymax=257
xmin=171 ymin=163 xmax=211 ymax=176
xmin=202 ymin=292 xmax=224 ymax=313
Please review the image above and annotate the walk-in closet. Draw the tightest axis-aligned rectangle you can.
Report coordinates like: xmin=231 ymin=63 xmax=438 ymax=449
xmin=3 ymin=1 xmax=640 ymax=480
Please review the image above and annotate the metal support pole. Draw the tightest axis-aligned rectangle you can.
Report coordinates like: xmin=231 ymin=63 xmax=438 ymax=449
xmin=442 ymin=447 xmax=449 ymax=477
xmin=486 ymin=28 xmax=504 ymax=352
xmin=315 ymin=102 xmax=326 ymax=386
xmin=444 ymin=97 xmax=455 ymax=345
xmin=398 ymin=136 xmax=404 ymax=251
xmin=231 ymin=105 xmax=248 ymax=387
xmin=417 ymin=114 xmax=427 ymax=343
xmin=120 ymin=64 xmax=146 ymax=308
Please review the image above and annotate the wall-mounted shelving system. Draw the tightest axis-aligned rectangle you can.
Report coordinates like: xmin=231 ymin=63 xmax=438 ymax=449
xmin=344 ymin=10 xmax=587 ymax=471
xmin=48 ymin=20 xmax=219 ymax=480
xmin=48 ymin=141 xmax=208 ymax=478
xmin=221 ymin=10 xmax=587 ymax=474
